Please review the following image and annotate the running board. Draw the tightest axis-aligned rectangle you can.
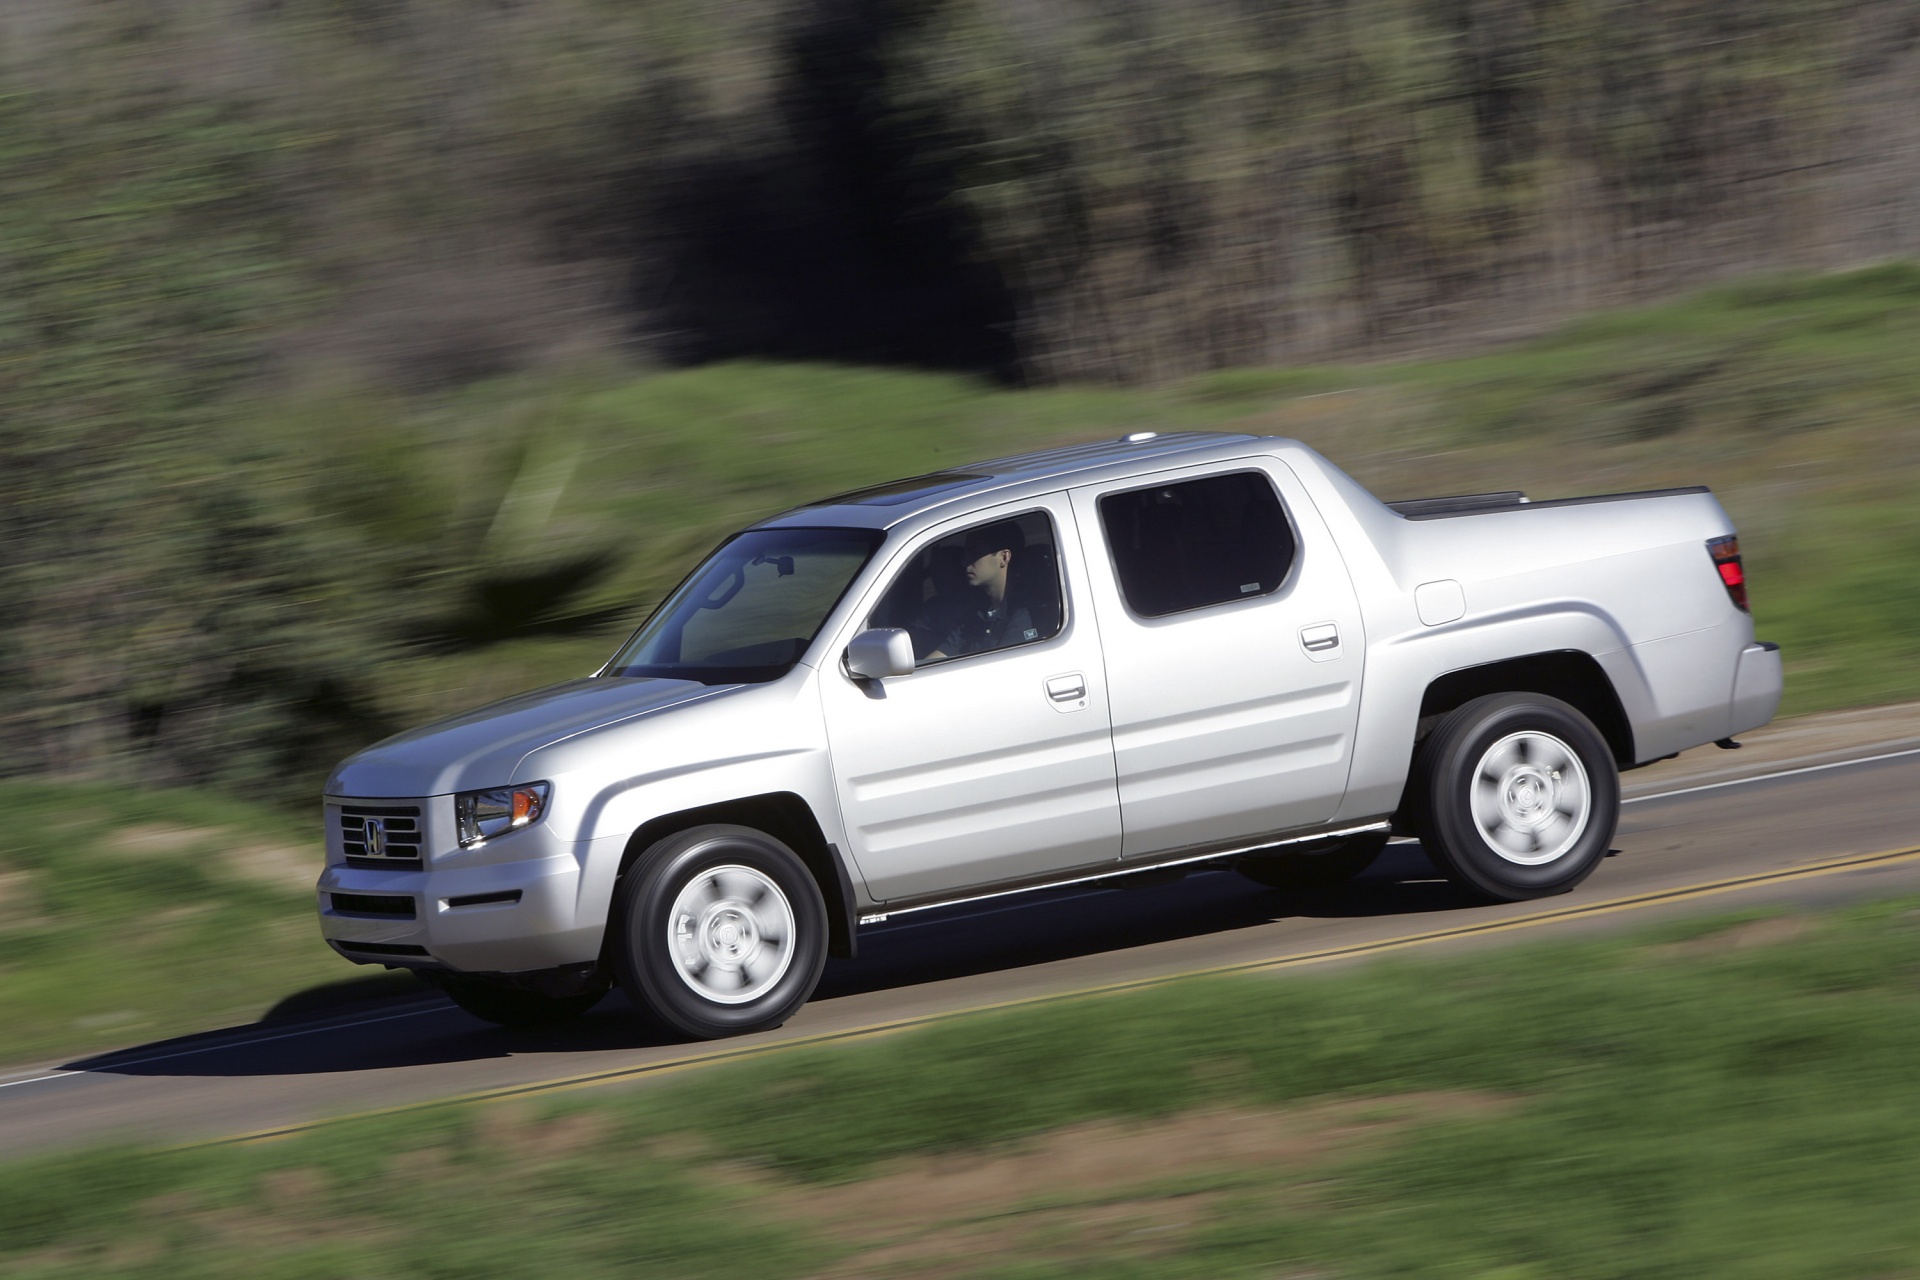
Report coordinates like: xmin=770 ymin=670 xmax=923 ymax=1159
xmin=857 ymin=821 xmax=1392 ymax=924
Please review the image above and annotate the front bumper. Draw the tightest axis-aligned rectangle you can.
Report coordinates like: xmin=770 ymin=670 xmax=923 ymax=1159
xmin=316 ymin=795 xmax=605 ymax=974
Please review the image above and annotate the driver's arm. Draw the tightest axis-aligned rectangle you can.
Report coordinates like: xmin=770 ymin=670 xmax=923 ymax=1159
xmin=924 ymin=616 xmax=971 ymax=663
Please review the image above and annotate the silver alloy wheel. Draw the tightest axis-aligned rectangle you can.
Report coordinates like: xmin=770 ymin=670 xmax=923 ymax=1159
xmin=1469 ymin=730 xmax=1593 ymax=866
xmin=666 ymin=864 xmax=796 ymax=1005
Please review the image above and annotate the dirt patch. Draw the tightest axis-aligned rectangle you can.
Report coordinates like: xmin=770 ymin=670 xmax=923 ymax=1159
xmin=473 ymin=1103 xmax=615 ymax=1164
xmin=810 ymin=1196 xmax=1213 ymax=1280
xmin=0 ymin=869 xmax=49 ymax=930
xmin=138 ymin=1190 xmax=201 ymax=1219
xmin=388 ymin=1145 xmax=452 ymax=1180
xmin=222 ymin=842 xmax=324 ymax=893
xmin=736 ymin=1092 xmax=1511 ymax=1279
xmin=102 ymin=822 xmax=321 ymax=892
xmin=1658 ymin=914 xmax=1813 ymax=958
xmin=258 ymin=1167 xmax=331 ymax=1214
xmin=181 ymin=1184 xmax=405 ymax=1259
xmin=646 ymin=1130 xmax=717 ymax=1162
xmin=106 ymin=824 xmax=221 ymax=856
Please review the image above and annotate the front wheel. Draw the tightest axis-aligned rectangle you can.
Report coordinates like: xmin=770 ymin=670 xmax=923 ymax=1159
xmin=612 ymin=824 xmax=828 ymax=1040
xmin=1410 ymin=693 xmax=1619 ymax=902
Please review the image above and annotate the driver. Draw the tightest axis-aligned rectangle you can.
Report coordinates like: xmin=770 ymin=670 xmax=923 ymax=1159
xmin=924 ymin=521 xmax=1037 ymax=661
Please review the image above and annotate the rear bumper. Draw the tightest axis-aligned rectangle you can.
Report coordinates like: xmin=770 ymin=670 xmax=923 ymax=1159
xmin=1730 ymin=640 xmax=1783 ymax=736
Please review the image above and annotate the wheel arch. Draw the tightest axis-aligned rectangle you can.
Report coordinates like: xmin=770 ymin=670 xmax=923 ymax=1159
xmin=1416 ymin=650 xmax=1634 ymax=767
xmin=616 ymin=793 xmax=860 ymax=959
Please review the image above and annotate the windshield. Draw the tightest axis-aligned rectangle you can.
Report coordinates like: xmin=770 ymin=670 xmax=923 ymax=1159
xmin=605 ymin=527 xmax=884 ymax=684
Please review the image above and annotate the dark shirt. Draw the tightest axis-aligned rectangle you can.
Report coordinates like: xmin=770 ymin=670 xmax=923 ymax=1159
xmin=936 ymin=597 xmax=1037 ymax=659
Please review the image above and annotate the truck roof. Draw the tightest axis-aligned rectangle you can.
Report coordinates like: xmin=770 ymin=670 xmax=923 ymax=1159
xmin=756 ymin=430 xmax=1274 ymax=531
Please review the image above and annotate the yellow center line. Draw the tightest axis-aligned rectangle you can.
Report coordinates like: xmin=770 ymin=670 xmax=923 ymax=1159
xmin=194 ymin=842 xmax=1920 ymax=1151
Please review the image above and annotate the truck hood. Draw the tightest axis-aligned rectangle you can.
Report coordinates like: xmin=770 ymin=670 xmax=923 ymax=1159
xmin=324 ymin=677 xmax=723 ymax=798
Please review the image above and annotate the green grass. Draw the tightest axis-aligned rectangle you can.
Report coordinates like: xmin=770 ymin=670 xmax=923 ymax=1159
xmin=6 ymin=900 xmax=1920 ymax=1278
xmin=0 ymin=782 xmax=396 ymax=1066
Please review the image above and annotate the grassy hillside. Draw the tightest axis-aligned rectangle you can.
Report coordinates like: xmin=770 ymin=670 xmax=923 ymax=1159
xmin=5 ymin=263 xmax=1918 ymax=807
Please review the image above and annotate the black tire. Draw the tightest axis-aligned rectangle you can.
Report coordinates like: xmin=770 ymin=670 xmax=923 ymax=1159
xmin=436 ymin=974 xmax=610 ymax=1028
xmin=1237 ymin=831 xmax=1388 ymax=891
xmin=612 ymin=824 xmax=828 ymax=1040
xmin=1410 ymin=692 xmax=1619 ymax=902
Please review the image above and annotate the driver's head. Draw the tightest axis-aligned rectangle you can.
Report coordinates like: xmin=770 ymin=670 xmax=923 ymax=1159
xmin=961 ymin=522 xmax=1023 ymax=597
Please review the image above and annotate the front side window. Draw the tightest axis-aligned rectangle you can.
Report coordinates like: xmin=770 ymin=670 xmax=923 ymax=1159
xmin=867 ymin=510 xmax=1064 ymax=666
xmin=607 ymin=527 xmax=884 ymax=684
xmin=1099 ymin=471 xmax=1296 ymax=618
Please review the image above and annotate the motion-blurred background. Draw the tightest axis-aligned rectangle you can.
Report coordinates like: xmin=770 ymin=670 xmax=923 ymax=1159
xmin=5 ymin=0 xmax=1919 ymax=808
xmin=9 ymin=10 xmax=1920 ymax=1270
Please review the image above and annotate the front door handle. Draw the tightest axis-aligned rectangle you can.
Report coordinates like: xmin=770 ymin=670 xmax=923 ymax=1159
xmin=1046 ymin=673 xmax=1087 ymax=702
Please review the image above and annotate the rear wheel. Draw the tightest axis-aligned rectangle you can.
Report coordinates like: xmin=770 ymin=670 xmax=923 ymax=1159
xmin=1237 ymin=831 xmax=1388 ymax=891
xmin=1411 ymin=692 xmax=1619 ymax=901
xmin=612 ymin=824 xmax=828 ymax=1040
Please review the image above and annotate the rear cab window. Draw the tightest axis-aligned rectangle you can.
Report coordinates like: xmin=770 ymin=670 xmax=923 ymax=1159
xmin=1097 ymin=470 xmax=1296 ymax=617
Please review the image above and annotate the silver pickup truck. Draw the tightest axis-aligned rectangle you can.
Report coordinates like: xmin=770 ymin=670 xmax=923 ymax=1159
xmin=317 ymin=432 xmax=1782 ymax=1037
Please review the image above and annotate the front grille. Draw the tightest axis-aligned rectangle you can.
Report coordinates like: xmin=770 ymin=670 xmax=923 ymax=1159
xmin=340 ymin=804 xmax=424 ymax=869
xmin=330 ymin=892 xmax=417 ymax=918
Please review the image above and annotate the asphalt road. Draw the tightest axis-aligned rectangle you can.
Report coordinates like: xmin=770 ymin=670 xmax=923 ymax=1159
xmin=3 ymin=742 xmax=1918 ymax=1159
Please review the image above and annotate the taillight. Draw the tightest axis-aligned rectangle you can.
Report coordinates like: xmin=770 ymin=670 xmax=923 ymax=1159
xmin=1707 ymin=535 xmax=1749 ymax=612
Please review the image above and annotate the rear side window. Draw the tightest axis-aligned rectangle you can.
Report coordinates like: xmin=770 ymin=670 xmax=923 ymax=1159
xmin=1098 ymin=471 xmax=1296 ymax=617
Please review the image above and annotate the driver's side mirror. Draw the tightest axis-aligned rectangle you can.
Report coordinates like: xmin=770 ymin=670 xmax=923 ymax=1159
xmin=846 ymin=628 xmax=915 ymax=680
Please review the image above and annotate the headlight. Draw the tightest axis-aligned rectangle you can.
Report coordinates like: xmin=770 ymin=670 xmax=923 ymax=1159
xmin=454 ymin=781 xmax=550 ymax=847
